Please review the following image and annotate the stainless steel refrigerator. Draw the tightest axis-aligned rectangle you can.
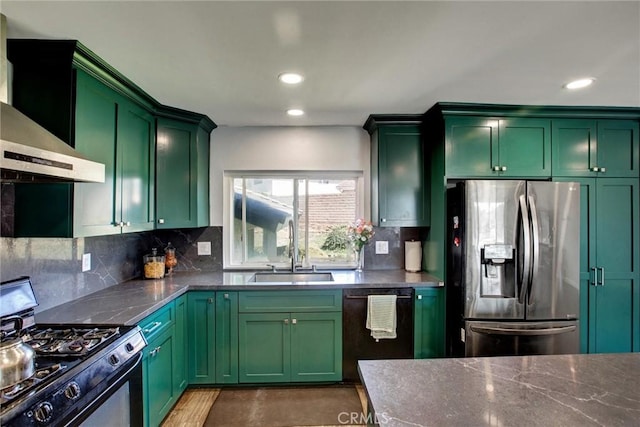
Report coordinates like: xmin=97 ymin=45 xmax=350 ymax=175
xmin=446 ymin=180 xmax=580 ymax=357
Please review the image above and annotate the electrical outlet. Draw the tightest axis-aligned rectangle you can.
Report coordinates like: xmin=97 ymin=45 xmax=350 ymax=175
xmin=82 ymin=253 xmax=91 ymax=272
xmin=197 ymin=241 xmax=212 ymax=256
xmin=375 ymin=241 xmax=389 ymax=255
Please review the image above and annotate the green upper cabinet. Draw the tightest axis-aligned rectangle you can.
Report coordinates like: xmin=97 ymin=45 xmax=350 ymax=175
xmin=5 ymin=39 xmax=214 ymax=237
xmin=155 ymin=114 xmax=213 ymax=229
xmin=444 ymin=116 xmax=550 ymax=178
xmin=552 ymin=119 xmax=639 ymax=177
xmin=365 ymin=116 xmax=429 ymax=227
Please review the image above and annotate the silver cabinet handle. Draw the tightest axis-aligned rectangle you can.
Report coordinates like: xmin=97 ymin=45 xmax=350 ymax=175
xmin=591 ymin=267 xmax=597 ymax=286
xmin=417 ymin=295 xmax=423 ymax=300
xmin=125 ymin=221 xmax=131 ymax=227
xmin=501 ymin=166 xmax=507 ymax=171
xmin=284 ymin=319 xmax=289 ymax=325
xmin=150 ymin=345 xmax=162 ymax=357
xmin=590 ymin=166 xmax=600 ymax=172
xmin=158 ymin=218 xmax=165 ymax=224
xmin=600 ymin=167 xmax=606 ymax=173
xmin=224 ymin=293 xmax=230 ymax=299
xmin=599 ymin=267 xmax=605 ymax=286
xmin=380 ymin=218 xmax=387 ymax=223
xmin=292 ymin=318 xmax=297 ymax=325
xmin=492 ymin=166 xmax=500 ymax=171
xmin=207 ymin=297 xmax=214 ymax=304
xmin=143 ymin=321 xmax=162 ymax=335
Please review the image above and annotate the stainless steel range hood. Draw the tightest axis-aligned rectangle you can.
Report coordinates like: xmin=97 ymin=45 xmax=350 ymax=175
xmin=0 ymin=14 xmax=105 ymax=183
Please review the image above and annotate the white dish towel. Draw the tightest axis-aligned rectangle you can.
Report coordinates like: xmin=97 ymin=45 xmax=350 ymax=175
xmin=366 ymin=295 xmax=397 ymax=341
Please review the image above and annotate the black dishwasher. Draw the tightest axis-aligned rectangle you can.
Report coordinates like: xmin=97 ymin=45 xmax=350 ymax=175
xmin=342 ymin=287 xmax=414 ymax=382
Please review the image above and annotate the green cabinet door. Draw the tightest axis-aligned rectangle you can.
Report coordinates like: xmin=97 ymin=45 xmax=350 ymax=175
xmin=414 ymin=287 xmax=445 ymax=358
xmin=187 ymin=292 xmax=216 ymax=384
xmin=215 ymin=291 xmax=239 ymax=384
xmin=591 ymin=178 xmax=639 ymax=353
xmin=556 ymin=177 xmax=639 ymax=353
xmin=174 ymin=295 xmax=188 ymax=394
xmin=445 ymin=117 xmax=550 ymax=178
xmin=596 ymin=120 xmax=639 ymax=177
xmin=552 ymin=119 xmax=597 ymax=177
xmin=553 ymin=119 xmax=639 ymax=177
xmin=117 ymin=100 xmax=155 ymax=233
xmin=144 ymin=326 xmax=176 ymax=427
xmin=375 ymin=125 xmax=428 ymax=226
xmin=156 ymin=118 xmax=198 ymax=229
xmin=238 ymin=312 xmax=290 ymax=383
xmin=445 ymin=117 xmax=498 ymax=177
xmin=290 ymin=312 xmax=342 ymax=382
xmin=498 ymin=118 xmax=551 ymax=177
xmin=73 ymin=69 xmax=119 ymax=237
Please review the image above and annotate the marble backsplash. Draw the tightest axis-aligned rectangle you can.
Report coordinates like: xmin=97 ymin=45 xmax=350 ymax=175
xmin=0 ymin=225 xmax=419 ymax=314
xmin=0 ymin=227 xmax=223 ymax=313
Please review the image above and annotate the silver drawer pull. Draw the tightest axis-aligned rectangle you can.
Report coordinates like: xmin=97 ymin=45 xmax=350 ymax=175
xmin=143 ymin=321 xmax=162 ymax=335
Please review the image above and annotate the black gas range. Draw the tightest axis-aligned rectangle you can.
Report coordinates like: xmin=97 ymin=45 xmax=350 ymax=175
xmin=0 ymin=277 xmax=147 ymax=426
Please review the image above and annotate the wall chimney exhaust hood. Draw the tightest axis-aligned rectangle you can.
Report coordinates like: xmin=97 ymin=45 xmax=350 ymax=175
xmin=0 ymin=14 xmax=105 ymax=183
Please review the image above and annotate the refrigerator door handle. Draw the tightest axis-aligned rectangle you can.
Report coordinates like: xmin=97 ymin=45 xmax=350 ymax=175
xmin=527 ymin=195 xmax=540 ymax=305
xmin=470 ymin=325 xmax=576 ymax=336
xmin=599 ymin=267 xmax=605 ymax=286
xmin=591 ymin=267 xmax=598 ymax=286
xmin=518 ymin=195 xmax=532 ymax=304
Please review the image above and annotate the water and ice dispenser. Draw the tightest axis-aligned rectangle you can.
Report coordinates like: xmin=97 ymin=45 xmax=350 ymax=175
xmin=480 ymin=244 xmax=515 ymax=298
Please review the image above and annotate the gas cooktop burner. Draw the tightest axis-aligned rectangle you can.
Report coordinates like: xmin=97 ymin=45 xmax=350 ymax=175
xmin=24 ymin=327 xmax=120 ymax=356
xmin=0 ymin=364 xmax=66 ymax=405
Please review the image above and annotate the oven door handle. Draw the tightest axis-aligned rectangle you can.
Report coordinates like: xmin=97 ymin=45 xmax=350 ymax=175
xmin=470 ymin=325 xmax=576 ymax=336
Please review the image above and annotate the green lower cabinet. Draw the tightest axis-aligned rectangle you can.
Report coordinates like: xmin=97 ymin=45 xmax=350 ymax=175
xmin=174 ymin=295 xmax=188 ymax=393
xmin=414 ymin=287 xmax=445 ymax=358
xmin=238 ymin=312 xmax=290 ymax=383
xmin=216 ymin=291 xmax=239 ymax=383
xmin=187 ymin=292 xmax=216 ymax=384
xmin=237 ymin=290 xmax=342 ymax=383
xmin=143 ymin=326 xmax=177 ymax=427
xmin=290 ymin=312 xmax=342 ymax=382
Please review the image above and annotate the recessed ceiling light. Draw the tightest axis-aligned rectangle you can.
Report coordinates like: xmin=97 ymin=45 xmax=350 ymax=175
xmin=564 ymin=78 xmax=596 ymax=90
xmin=286 ymin=109 xmax=305 ymax=116
xmin=278 ymin=72 xmax=304 ymax=85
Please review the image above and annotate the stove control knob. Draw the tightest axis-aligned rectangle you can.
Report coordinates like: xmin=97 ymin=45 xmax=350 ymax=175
xmin=109 ymin=354 xmax=121 ymax=366
xmin=34 ymin=401 xmax=53 ymax=423
xmin=125 ymin=342 xmax=135 ymax=353
xmin=64 ymin=382 xmax=81 ymax=400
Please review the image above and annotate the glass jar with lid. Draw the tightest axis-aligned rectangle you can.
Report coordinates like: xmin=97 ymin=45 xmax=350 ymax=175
xmin=143 ymin=248 xmax=165 ymax=279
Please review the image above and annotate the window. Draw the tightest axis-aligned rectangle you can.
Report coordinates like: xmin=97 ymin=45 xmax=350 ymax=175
xmin=225 ymin=172 xmax=362 ymax=269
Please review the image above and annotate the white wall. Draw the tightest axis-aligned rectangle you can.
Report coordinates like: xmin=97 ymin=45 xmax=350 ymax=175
xmin=209 ymin=126 xmax=370 ymax=226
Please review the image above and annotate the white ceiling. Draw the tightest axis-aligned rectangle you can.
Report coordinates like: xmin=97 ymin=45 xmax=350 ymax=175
xmin=2 ymin=1 xmax=639 ymax=127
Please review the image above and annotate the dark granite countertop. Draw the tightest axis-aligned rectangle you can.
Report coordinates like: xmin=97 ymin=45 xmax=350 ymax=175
xmin=35 ymin=269 xmax=441 ymax=326
xmin=358 ymin=353 xmax=640 ymax=426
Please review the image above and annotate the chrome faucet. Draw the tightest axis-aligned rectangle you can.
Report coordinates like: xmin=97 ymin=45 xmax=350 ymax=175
xmin=288 ymin=219 xmax=298 ymax=272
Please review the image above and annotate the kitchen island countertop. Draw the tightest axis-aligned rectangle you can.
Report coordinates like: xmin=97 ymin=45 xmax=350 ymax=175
xmin=35 ymin=269 xmax=441 ymax=325
xmin=358 ymin=353 xmax=640 ymax=426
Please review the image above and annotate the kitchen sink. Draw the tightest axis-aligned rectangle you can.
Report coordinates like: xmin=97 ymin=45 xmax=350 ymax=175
xmin=249 ymin=272 xmax=334 ymax=283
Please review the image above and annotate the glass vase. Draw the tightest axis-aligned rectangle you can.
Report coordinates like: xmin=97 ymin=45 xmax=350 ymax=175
xmin=355 ymin=247 xmax=364 ymax=272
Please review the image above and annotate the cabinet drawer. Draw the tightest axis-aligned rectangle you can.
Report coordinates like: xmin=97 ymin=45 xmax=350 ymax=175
xmin=140 ymin=302 xmax=175 ymax=342
xmin=239 ymin=290 xmax=342 ymax=313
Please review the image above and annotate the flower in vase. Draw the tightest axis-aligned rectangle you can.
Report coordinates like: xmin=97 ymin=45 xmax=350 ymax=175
xmin=347 ymin=218 xmax=375 ymax=251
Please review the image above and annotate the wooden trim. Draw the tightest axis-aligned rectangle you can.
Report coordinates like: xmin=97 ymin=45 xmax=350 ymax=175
xmin=363 ymin=114 xmax=422 ymax=134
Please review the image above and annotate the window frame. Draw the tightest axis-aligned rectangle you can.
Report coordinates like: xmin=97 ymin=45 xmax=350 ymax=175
xmin=223 ymin=170 xmax=364 ymax=270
